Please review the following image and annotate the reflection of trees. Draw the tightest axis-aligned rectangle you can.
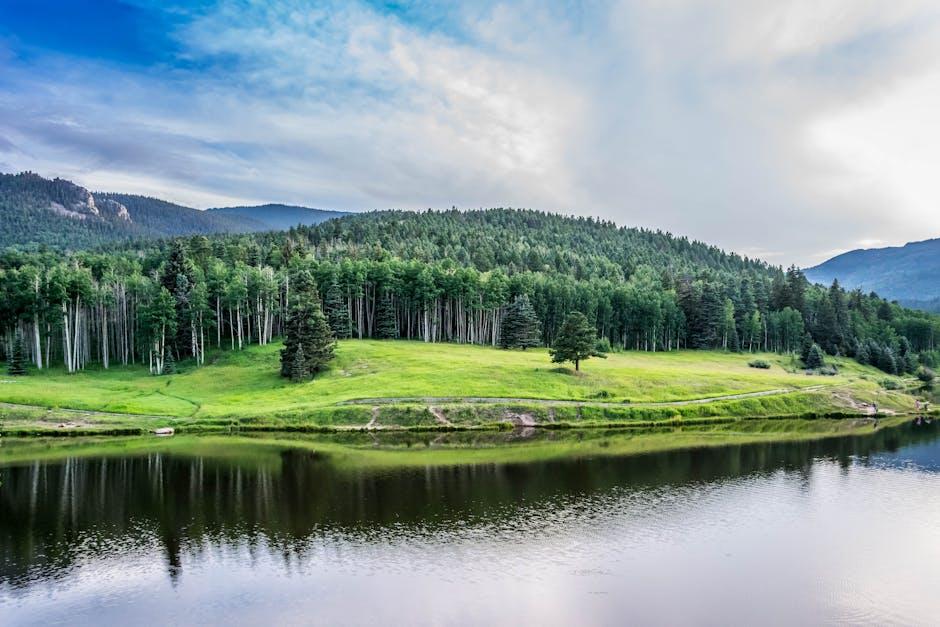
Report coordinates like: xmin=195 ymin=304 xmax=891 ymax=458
xmin=1 ymin=420 xmax=937 ymax=588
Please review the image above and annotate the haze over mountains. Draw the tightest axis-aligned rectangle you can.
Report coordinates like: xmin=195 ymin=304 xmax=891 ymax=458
xmin=806 ymin=239 xmax=940 ymax=312
xmin=0 ymin=172 xmax=348 ymax=249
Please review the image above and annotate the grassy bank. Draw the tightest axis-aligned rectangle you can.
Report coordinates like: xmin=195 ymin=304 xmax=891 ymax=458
xmin=0 ymin=340 xmax=924 ymax=436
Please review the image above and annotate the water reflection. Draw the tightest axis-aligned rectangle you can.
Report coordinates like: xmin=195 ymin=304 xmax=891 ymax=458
xmin=1 ymin=419 xmax=939 ymax=625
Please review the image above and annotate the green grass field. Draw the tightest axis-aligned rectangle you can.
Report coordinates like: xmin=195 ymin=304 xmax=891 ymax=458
xmin=0 ymin=340 xmax=922 ymax=433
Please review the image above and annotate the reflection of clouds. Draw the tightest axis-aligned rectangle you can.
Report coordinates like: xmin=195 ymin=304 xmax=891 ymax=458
xmin=2 ymin=2 xmax=940 ymax=263
xmin=3 ymin=455 xmax=940 ymax=625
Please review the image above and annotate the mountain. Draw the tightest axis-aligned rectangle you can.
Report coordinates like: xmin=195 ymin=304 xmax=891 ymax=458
xmin=207 ymin=204 xmax=348 ymax=231
xmin=0 ymin=172 xmax=346 ymax=250
xmin=806 ymin=238 xmax=940 ymax=312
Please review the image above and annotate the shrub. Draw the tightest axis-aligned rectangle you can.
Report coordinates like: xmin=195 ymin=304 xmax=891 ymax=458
xmin=818 ymin=365 xmax=839 ymax=376
xmin=594 ymin=337 xmax=612 ymax=355
xmin=880 ymin=379 xmax=902 ymax=391
xmin=748 ymin=359 xmax=771 ymax=369
xmin=917 ymin=368 xmax=936 ymax=384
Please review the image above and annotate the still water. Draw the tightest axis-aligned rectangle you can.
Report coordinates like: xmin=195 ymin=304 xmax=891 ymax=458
xmin=2 ymin=421 xmax=940 ymax=626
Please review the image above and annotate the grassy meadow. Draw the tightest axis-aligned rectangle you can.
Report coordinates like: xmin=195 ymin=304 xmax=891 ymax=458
xmin=0 ymin=340 xmax=924 ymax=434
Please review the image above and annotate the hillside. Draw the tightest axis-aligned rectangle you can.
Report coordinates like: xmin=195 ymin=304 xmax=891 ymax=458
xmin=207 ymin=204 xmax=348 ymax=231
xmin=299 ymin=208 xmax=775 ymax=279
xmin=0 ymin=172 xmax=346 ymax=249
xmin=806 ymin=238 xmax=940 ymax=312
xmin=0 ymin=341 xmax=921 ymax=436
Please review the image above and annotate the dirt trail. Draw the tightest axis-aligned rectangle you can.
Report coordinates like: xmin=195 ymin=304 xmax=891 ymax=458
xmin=366 ymin=406 xmax=380 ymax=429
xmin=429 ymin=407 xmax=454 ymax=427
xmin=504 ymin=411 xmax=537 ymax=427
xmin=340 ymin=386 xmax=832 ymax=409
xmin=833 ymin=393 xmax=896 ymax=416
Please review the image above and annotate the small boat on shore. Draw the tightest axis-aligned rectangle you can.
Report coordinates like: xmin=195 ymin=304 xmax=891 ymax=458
xmin=153 ymin=427 xmax=175 ymax=436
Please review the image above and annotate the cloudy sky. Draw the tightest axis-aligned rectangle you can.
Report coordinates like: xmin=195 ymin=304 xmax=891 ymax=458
xmin=1 ymin=0 xmax=939 ymax=266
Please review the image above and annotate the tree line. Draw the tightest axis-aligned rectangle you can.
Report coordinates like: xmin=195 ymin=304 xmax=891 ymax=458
xmin=0 ymin=209 xmax=938 ymax=377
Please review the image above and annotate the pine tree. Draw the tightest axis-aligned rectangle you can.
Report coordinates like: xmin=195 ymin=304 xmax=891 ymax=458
xmin=324 ymin=281 xmax=350 ymax=339
xmin=160 ymin=240 xmax=195 ymax=359
xmin=728 ymin=328 xmax=741 ymax=353
xmin=162 ymin=347 xmax=176 ymax=375
xmin=800 ymin=332 xmax=815 ymax=362
xmin=374 ymin=293 xmax=398 ymax=339
xmin=7 ymin=335 xmax=27 ymax=376
xmin=550 ymin=312 xmax=604 ymax=371
xmin=499 ymin=294 xmax=541 ymax=349
xmin=290 ymin=344 xmax=309 ymax=382
xmin=281 ymin=269 xmax=335 ymax=379
xmin=804 ymin=343 xmax=825 ymax=369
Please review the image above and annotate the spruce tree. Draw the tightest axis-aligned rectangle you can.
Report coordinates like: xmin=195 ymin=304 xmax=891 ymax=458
xmin=550 ymin=312 xmax=604 ymax=371
xmin=804 ymin=343 xmax=825 ymax=369
xmin=499 ymin=294 xmax=541 ymax=350
xmin=290 ymin=344 xmax=309 ymax=382
xmin=281 ymin=270 xmax=335 ymax=379
xmin=800 ymin=332 xmax=815 ymax=362
xmin=7 ymin=335 xmax=27 ymax=376
xmin=162 ymin=347 xmax=176 ymax=375
xmin=324 ymin=281 xmax=350 ymax=339
xmin=374 ymin=293 xmax=398 ymax=339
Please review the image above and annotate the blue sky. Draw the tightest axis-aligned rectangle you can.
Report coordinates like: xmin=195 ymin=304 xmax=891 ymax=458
xmin=2 ymin=0 xmax=940 ymax=266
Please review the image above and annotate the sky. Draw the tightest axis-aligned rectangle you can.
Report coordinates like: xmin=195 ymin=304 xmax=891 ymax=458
xmin=1 ymin=0 xmax=940 ymax=267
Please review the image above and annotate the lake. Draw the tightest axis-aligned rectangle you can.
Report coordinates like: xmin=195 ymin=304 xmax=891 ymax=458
xmin=2 ymin=420 xmax=940 ymax=626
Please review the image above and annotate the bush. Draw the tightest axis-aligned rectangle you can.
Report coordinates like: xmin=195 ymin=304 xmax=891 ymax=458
xmin=818 ymin=365 xmax=839 ymax=376
xmin=594 ymin=337 xmax=612 ymax=355
xmin=918 ymin=368 xmax=936 ymax=384
xmin=880 ymin=379 xmax=902 ymax=391
xmin=748 ymin=359 xmax=771 ymax=369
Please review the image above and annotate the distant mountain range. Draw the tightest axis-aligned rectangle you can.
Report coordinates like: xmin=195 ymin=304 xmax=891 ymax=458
xmin=0 ymin=171 xmax=348 ymax=250
xmin=806 ymin=238 xmax=940 ymax=312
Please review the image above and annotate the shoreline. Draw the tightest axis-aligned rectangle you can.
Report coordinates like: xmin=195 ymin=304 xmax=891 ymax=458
xmin=1 ymin=397 xmax=931 ymax=438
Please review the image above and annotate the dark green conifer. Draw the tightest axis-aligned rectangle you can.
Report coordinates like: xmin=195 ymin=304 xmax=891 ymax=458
xmin=324 ymin=281 xmax=351 ymax=339
xmin=499 ymin=294 xmax=541 ymax=350
xmin=162 ymin=347 xmax=176 ymax=375
xmin=290 ymin=344 xmax=309 ymax=382
xmin=374 ymin=293 xmax=398 ymax=339
xmin=550 ymin=312 xmax=604 ymax=371
xmin=7 ymin=335 xmax=27 ymax=376
xmin=281 ymin=270 xmax=335 ymax=379
xmin=804 ymin=343 xmax=825 ymax=369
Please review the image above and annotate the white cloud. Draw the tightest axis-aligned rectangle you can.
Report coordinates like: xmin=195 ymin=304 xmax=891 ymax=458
xmin=2 ymin=1 xmax=940 ymax=266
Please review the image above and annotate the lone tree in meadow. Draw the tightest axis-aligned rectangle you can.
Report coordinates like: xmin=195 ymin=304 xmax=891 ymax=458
xmin=280 ymin=270 xmax=335 ymax=381
xmin=7 ymin=334 xmax=28 ymax=376
xmin=499 ymin=294 xmax=541 ymax=350
xmin=550 ymin=311 xmax=605 ymax=371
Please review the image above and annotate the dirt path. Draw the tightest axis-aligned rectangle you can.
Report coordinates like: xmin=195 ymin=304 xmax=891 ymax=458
xmin=429 ymin=406 xmax=454 ymax=427
xmin=833 ymin=392 xmax=896 ymax=416
xmin=366 ymin=406 xmax=380 ymax=429
xmin=340 ymin=386 xmax=832 ymax=409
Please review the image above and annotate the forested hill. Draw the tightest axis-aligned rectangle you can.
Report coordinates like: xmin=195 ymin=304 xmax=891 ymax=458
xmin=298 ymin=209 xmax=774 ymax=280
xmin=1 ymin=204 xmax=938 ymax=378
xmin=806 ymin=238 xmax=940 ymax=312
xmin=207 ymin=204 xmax=348 ymax=231
xmin=0 ymin=172 xmax=346 ymax=249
